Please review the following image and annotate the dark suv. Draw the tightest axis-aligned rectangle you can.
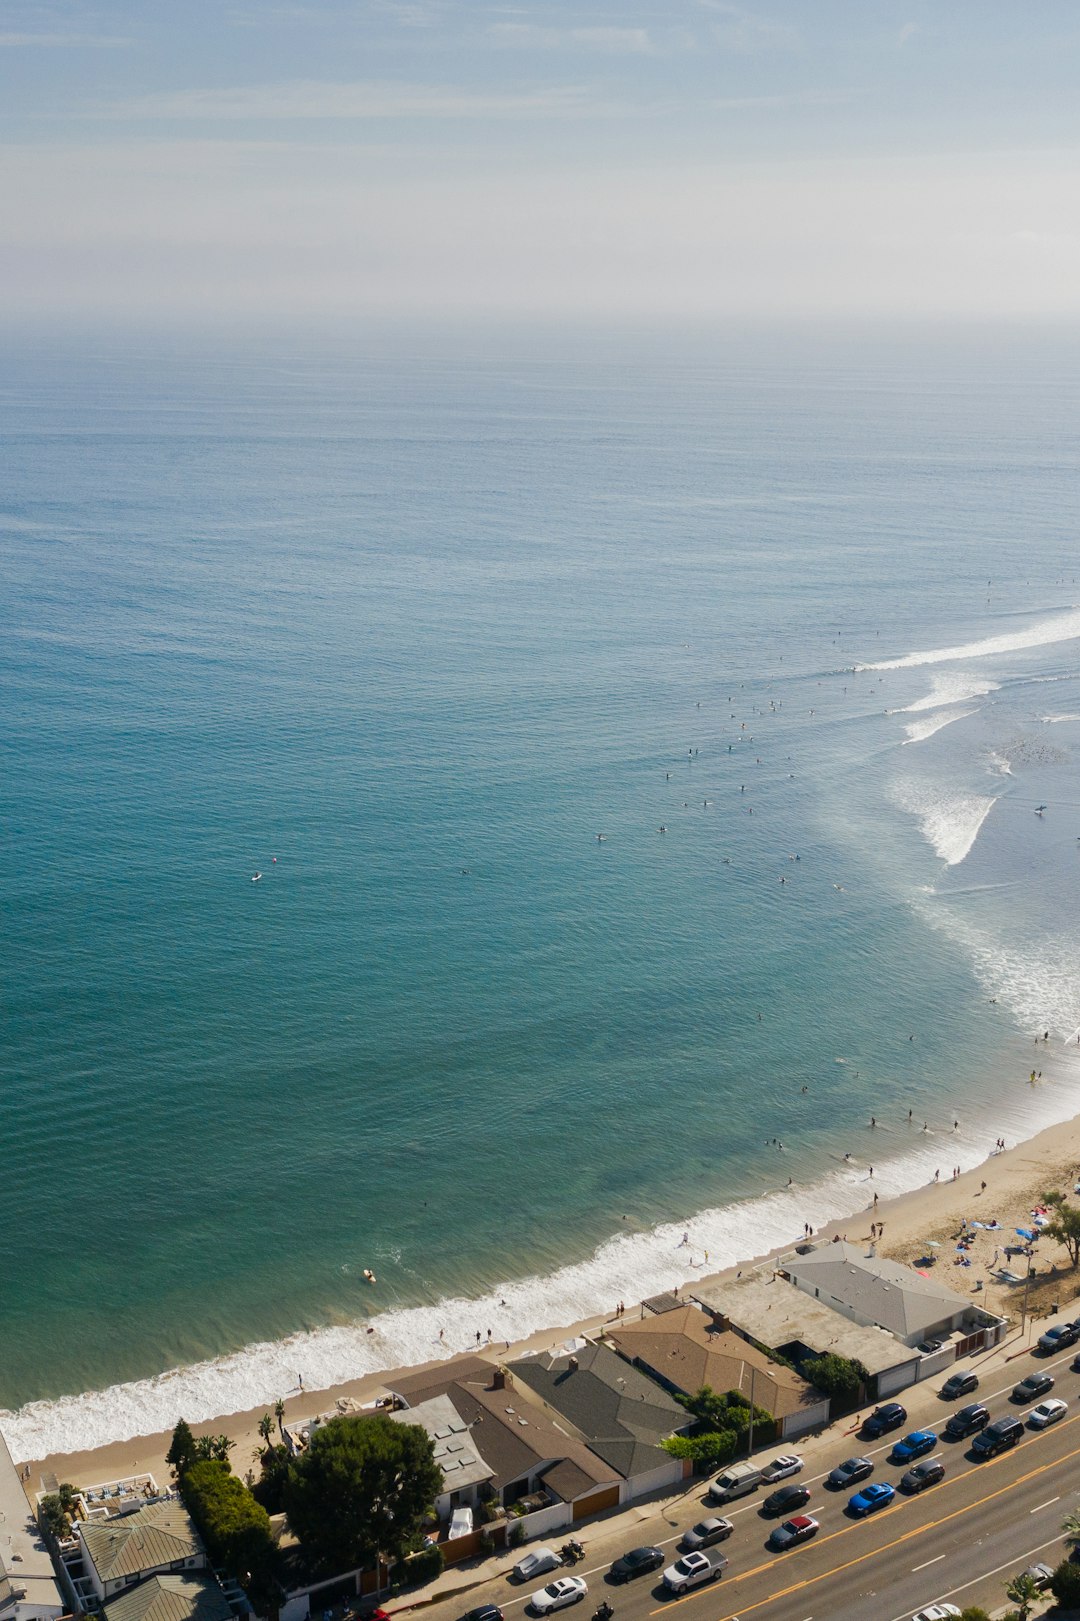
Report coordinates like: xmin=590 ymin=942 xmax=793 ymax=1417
xmin=940 ymin=1370 xmax=979 ymax=1400
xmin=861 ymin=1402 xmax=907 ymax=1439
xmin=972 ymin=1416 xmax=1023 ymax=1458
xmin=945 ymin=1402 xmax=990 ymax=1439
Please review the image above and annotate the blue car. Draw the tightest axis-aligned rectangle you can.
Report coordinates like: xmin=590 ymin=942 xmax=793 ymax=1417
xmin=891 ymin=1429 xmax=937 ymax=1463
xmin=848 ymin=1481 xmax=895 ymax=1517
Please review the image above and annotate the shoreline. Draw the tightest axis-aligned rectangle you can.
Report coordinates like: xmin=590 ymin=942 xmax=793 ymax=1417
xmin=17 ymin=1100 xmax=1080 ymax=1496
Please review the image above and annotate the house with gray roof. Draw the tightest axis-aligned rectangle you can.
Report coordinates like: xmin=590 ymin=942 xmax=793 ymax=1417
xmin=0 ymin=1428 xmax=65 ymax=1621
xmin=386 ymin=1394 xmax=494 ymax=1520
xmin=102 ymin=1573 xmax=232 ymax=1621
xmin=510 ymin=1343 xmax=691 ymax=1503
xmin=79 ymin=1502 xmax=206 ymax=1603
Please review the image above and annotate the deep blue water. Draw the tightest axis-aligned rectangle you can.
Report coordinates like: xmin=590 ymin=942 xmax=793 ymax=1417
xmin=2 ymin=330 xmax=1079 ymax=1455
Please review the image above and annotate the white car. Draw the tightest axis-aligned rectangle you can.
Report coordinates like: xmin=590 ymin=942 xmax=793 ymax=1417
xmin=661 ymin=1551 xmax=726 ymax=1594
xmin=912 ymin=1606 xmax=961 ymax=1621
xmin=761 ymin=1453 xmax=804 ymax=1482
xmin=513 ymin=1549 xmax=562 ymax=1583
xmin=528 ymin=1578 xmax=587 ymax=1615
xmin=1028 ymin=1397 xmax=1068 ymax=1428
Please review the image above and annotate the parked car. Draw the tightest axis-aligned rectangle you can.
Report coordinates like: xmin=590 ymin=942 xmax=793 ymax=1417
xmin=661 ymin=1551 xmax=728 ymax=1594
xmin=911 ymin=1607 xmax=960 ymax=1621
xmin=861 ymin=1402 xmax=907 ymax=1438
xmin=514 ymin=1550 xmax=562 ymax=1584
xmin=1025 ymin=1563 xmax=1054 ymax=1591
xmin=761 ymin=1453 xmax=804 ymax=1483
xmin=1028 ymin=1397 xmax=1068 ymax=1428
xmin=679 ymin=1518 xmax=733 ymax=1552
xmin=1038 ymin=1322 xmax=1080 ymax=1354
xmin=528 ymin=1580 xmax=587 ymax=1616
xmin=609 ymin=1547 xmax=663 ymax=1583
xmin=917 ymin=1338 xmax=943 ymax=1354
xmin=460 ymin=1607 xmax=504 ymax=1621
xmin=827 ymin=1456 xmax=874 ymax=1489
xmin=900 ymin=1459 xmax=945 ymax=1493
xmin=891 ymin=1429 xmax=937 ymax=1463
xmin=761 ymin=1483 xmax=811 ymax=1518
xmin=940 ymin=1370 xmax=978 ymax=1400
xmin=768 ymin=1515 xmax=819 ymax=1551
xmin=848 ymin=1482 xmax=895 ymax=1517
xmin=1012 ymin=1371 xmax=1054 ymax=1402
xmin=944 ymin=1402 xmax=990 ymax=1439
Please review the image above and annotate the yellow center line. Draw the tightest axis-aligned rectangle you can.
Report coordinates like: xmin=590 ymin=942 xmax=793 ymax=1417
xmin=650 ymin=1417 xmax=1080 ymax=1621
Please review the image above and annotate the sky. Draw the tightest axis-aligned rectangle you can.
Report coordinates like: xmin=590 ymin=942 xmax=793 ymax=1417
xmin=1 ymin=0 xmax=1079 ymax=324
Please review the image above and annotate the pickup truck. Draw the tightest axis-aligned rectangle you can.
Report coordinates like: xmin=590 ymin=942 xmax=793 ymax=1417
xmin=661 ymin=1550 xmax=729 ymax=1594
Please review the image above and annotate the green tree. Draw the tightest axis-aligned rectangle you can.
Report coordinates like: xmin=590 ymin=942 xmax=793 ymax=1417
xmin=283 ymin=1413 xmax=442 ymax=1578
xmin=257 ymin=1415 xmax=274 ymax=1455
xmin=1005 ymin=1571 xmax=1041 ymax=1620
xmin=194 ymin=1433 xmax=235 ymax=1464
xmin=180 ymin=1459 xmax=278 ymax=1611
xmin=1063 ymin=1507 xmax=1080 ymax=1550
xmin=166 ymin=1419 xmax=198 ymax=1479
xmin=800 ymin=1353 xmax=868 ymax=1409
xmin=662 ymin=1431 xmax=738 ymax=1470
xmin=38 ymin=1488 xmax=75 ymax=1541
xmin=252 ymin=1443 xmax=291 ymax=1516
xmin=274 ymin=1397 xmax=287 ymax=1439
xmin=1042 ymin=1190 xmax=1080 ymax=1266
xmin=1050 ymin=1558 xmax=1080 ymax=1608
xmin=956 ymin=1610 xmax=992 ymax=1621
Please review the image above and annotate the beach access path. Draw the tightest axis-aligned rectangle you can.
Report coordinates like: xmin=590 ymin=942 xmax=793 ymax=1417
xmin=21 ymin=1110 xmax=1080 ymax=1500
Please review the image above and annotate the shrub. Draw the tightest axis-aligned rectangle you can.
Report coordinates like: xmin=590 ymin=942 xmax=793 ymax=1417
xmin=180 ymin=1459 xmax=278 ymax=1608
xmin=800 ymin=1353 xmax=868 ymax=1409
xmin=663 ymin=1431 xmax=738 ymax=1470
xmin=1050 ymin=1558 xmax=1080 ymax=1608
xmin=390 ymin=1544 xmax=444 ymax=1587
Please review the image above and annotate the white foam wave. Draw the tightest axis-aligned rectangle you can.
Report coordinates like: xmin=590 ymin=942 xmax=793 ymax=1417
xmin=892 ymin=781 xmax=997 ymax=865
xmin=861 ymin=607 xmax=1080 ymax=672
xmin=0 ymin=1141 xmax=994 ymax=1464
xmin=902 ymin=708 xmax=975 ymax=745
xmin=900 ymin=675 xmax=999 ymax=714
xmin=1040 ymin=712 xmax=1080 ymax=725
xmin=987 ymin=751 xmax=1013 ymax=777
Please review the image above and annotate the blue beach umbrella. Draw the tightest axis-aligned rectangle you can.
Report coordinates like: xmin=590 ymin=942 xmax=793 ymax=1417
xmin=1015 ymin=1226 xmax=1037 ymax=1241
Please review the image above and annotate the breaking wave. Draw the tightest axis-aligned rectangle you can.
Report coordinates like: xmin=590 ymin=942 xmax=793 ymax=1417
xmin=861 ymin=607 xmax=1080 ymax=672
xmin=892 ymin=781 xmax=997 ymax=865
xmin=903 ymin=708 xmax=975 ymax=745
xmin=899 ymin=675 xmax=999 ymax=714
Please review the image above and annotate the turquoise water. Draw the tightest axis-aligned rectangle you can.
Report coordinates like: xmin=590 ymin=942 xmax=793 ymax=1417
xmin=3 ymin=330 xmax=1080 ymax=1456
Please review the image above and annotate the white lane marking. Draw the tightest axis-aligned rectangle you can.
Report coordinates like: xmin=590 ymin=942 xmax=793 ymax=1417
xmin=911 ymin=1554 xmax=945 ymax=1571
xmin=1030 ymin=1496 xmax=1060 ymax=1512
xmin=885 ymin=1531 xmax=1066 ymax=1621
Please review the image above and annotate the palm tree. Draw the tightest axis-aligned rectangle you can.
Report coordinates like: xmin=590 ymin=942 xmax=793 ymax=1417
xmin=257 ymin=1414 xmax=274 ymax=1455
xmin=274 ymin=1397 xmax=286 ymax=1439
xmin=1063 ymin=1508 xmax=1080 ymax=1550
xmin=1005 ymin=1571 xmax=1041 ymax=1620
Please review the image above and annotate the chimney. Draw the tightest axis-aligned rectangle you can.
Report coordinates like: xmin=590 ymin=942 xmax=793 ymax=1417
xmin=568 ymin=1356 xmax=579 ymax=1371
xmin=492 ymin=1367 xmax=511 ymax=1391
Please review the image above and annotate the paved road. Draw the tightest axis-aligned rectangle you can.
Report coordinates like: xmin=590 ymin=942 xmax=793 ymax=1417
xmin=422 ymin=1335 xmax=1080 ymax=1621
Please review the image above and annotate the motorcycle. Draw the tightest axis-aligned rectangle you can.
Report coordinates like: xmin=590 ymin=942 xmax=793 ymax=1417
xmin=592 ymin=1604 xmax=613 ymax=1621
xmin=560 ymin=1541 xmax=585 ymax=1565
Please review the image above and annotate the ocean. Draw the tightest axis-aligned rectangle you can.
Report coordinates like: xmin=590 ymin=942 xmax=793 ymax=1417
xmin=2 ymin=326 xmax=1079 ymax=1460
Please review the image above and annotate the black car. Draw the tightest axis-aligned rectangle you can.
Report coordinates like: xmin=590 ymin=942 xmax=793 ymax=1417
xmin=861 ymin=1402 xmax=907 ymax=1438
xmin=972 ymin=1415 xmax=1023 ymax=1458
xmin=461 ymin=1608 xmax=504 ymax=1621
xmin=608 ymin=1547 xmax=663 ymax=1583
xmin=1038 ymin=1322 xmax=1080 ymax=1354
xmin=900 ymin=1459 xmax=945 ymax=1494
xmin=1012 ymin=1371 xmax=1054 ymax=1403
xmin=761 ymin=1484 xmax=810 ymax=1517
xmin=940 ymin=1370 xmax=979 ymax=1400
xmin=945 ymin=1402 xmax=990 ymax=1439
xmin=826 ymin=1457 xmax=873 ymax=1490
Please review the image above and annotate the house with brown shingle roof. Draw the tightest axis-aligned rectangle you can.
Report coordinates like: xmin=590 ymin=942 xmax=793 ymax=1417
xmin=79 ymin=1502 xmax=206 ymax=1603
xmin=600 ymin=1302 xmax=829 ymax=1440
xmin=102 ymin=1573 xmax=232 ymax=1621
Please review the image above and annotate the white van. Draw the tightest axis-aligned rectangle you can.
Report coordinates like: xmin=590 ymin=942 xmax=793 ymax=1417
xmin=707 ymin=1460 xmax=762 ymax=1502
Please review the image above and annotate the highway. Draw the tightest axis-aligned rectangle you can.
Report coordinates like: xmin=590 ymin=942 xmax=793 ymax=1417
xmin=419 ymin=1336 xmax=1080 ymax=1621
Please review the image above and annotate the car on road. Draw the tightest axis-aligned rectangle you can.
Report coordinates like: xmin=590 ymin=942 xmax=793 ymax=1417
xmin=1038 ymin=1321 xmax=1080 ymax=1353
xmin=1028 ymin=1397 xmax=1068 ymax=1428
xmin=661 ymin=1551 xmax=728 ymax=1594
xmin=513 ymin=1550 xmax=563 ymax=1584
xmin=768 ymin=1515 xmax=819 ymax=1551
xmin=680 ymin=1518 xmax=734 ymax=1552
xmin=1025 ymin=1562 xmax=1054 ymax=1591
xmin=861 ymin=1401 xmax=907 ymax=1438
xmin=827 ymin=1456 xmax=874 ymax=1489
xmin=460 ymin=1607 xmax=504 ymax=1621
xmin=891 ymin=1429 xmax=937 ymax=1463
xmin=1012 ymin=1370 xmax=1055 ymax=1402
xmin=608 ymin=1547 xmax=663 ymax=1583
xmin=940 ymin=1369 xmax=979 ymax=1400
xmin=761 ymin=1453 xmax=803 ymax=1482
xmin=911 ymin=1607 xmax=960 ymax=1621
xmin=761 ymin=1483 xmax=811 ymax=1517
xmin=527 ymin=1579 xmax=587 ymax=1616
xmin=900 ymin=1459 xmax=945 ymax=1494
xmin=944 ymin=1402 xmax=990 ymax=1439
xmin=971 ymin=1415 xmax=1024 ymax=1458
xmin=848 ymin=1482 xmax=895 ymax=1517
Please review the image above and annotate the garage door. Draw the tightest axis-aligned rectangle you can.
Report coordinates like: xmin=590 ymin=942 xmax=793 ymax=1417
xmin=572 ymin=1485 xmax=619 ymax=1521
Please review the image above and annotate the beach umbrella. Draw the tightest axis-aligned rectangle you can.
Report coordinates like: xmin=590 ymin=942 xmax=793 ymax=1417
xmin=1015 ymin=1226 xmax=1037 ymax=1241
xmin=925 ymin=1239 xmax=941 ymax=1247
xmin=969 ymin=1221 xmax=986 ymax=1229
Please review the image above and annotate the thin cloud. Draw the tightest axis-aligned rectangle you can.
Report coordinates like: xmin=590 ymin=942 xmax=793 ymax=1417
xmin=488 ymin=23 xmax=655 ymax=54
xmin=897 ymin=22 xmax=918 ymax=47
xmin=712 ymin=90 xmax=859 ymax=110
xmin=96 ymin=80 xmax=608 ymax=121
xmin=0 ymin=32 xmax=133 ymax=47
xmin=699 ymin=2 xmax=798 ymax=52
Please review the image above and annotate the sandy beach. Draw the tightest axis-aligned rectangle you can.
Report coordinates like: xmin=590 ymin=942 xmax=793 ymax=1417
xmin=24 ymin=1103 xmax=1080 ymax=1503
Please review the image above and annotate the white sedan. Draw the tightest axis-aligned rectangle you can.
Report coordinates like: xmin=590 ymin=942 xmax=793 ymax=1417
xmin=528 ymin=1578 xmax=588 ymax=1615
xmin=761 ymin=1453 xmax=804 ymax=1482
xmin=1028 ymin=1397 xmax=1068 ymax=1429
xmin=912 ymin=1607 xmax=960 ymax=1621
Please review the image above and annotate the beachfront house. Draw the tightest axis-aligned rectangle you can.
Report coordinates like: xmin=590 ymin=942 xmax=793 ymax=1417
xmin=101 ymin=1574 xmax=233 ymax=1621
xmin=600 ymin=1300 xmax=830 ymax=1440
xmin=0 ymin=1431 xmax=65 ymax=1621
xmin=385 ymin=1394 xmax=494 ymax=1522
xmin=78 ymin=1503 xmax=207 ymax=1604
xmin=510 ymin=1343 xmax=692 ymax=1503
xmin=780 ymin=1242 xmax=1007 ymax=1363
